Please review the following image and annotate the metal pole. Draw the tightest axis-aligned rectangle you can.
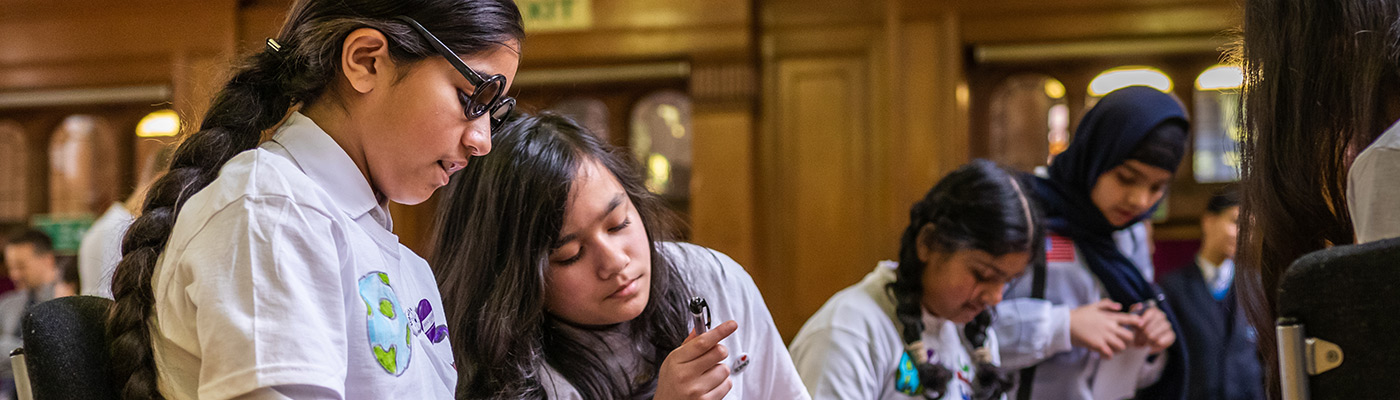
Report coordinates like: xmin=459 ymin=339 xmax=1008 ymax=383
xmin=1277 ymin=318 xmax=1309 ymax=400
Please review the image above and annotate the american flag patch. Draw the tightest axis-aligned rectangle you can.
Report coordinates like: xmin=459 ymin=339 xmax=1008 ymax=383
xmin=1047 ymin=234 xmax=1076 ymax=263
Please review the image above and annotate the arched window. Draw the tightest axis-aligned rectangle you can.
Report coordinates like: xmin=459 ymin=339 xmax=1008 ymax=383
xmin=548 ymin=97 xmax=610 ymax=140
xmin=1086 ymin=66 xmax=1173 ymax=108
xmin=988 ymin=74 xmax=1070 ymax=171
xmin=49 ymin=115 xmax=119 ymax=215
xmin=1193 ymin=64 xmax=1244 ymax=183
xmin=0 ymin=121 xmax=27 ymax=221
xmin=629 ymin=90 xmax=692 ymax=204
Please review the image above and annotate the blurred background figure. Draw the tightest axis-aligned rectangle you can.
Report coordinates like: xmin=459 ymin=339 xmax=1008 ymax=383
xmin=1159 ymin=187 xmax=1262 ymax=400
xmin=77 ymin=144 xmax=172 ymax=298
xmin=0 ymin=229 xmax=60 ymax=396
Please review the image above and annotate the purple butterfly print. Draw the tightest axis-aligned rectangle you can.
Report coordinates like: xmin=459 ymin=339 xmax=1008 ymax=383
xmin=413 ymin=299 xmax=449 ymax=344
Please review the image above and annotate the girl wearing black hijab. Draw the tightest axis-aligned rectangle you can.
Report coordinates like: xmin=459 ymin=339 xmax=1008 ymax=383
xmin=993 ymin=86 xmax=1189 ymax=400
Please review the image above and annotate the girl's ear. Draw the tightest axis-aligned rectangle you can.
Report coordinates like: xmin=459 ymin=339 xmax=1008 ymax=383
xmin=340 ymin=27 xmax=398 ymax=95
xmin=915 ymin=223 xmax=937 ymax=264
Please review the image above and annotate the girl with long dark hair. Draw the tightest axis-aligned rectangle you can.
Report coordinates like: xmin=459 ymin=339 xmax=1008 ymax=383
xmin=430 ymin=113 xmax=808 ymax=399
xmin=105 ymin=1 xmax=523 ymax=398
xmin=993 ymin=86 xmax=1189 ymax=400
xmin=788 ymin=159 xmax=1044 ymax=400
xmin=1238 ymin=1 xmax=1400 ymax=395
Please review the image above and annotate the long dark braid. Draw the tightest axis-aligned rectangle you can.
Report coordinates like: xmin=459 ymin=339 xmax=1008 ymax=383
xmin=106 ymin=1 xmax=523 ymax=398
xmin=887 ymin=159 xmax=1044 ymax=399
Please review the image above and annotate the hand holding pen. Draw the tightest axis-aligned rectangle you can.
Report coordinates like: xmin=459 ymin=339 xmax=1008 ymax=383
xmin=656 ymin=298 xmax=738 ymax=400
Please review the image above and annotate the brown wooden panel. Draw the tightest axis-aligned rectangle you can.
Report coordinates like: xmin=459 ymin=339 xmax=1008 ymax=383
xmin=886 ymin=17 xmax=969 ymax=239
xmin=0 ymin=121 xmax=28 ymax=222
xmin=0 ymin=0 xmax=237 ymax=66
xmin=761 ymin=0 xmax=883 ymax=28
xmin=170 ymin=52 xmax=235 ymax=132
xmin=588 ymin=0 xmax=748 ymax=30
xmin=961 ymin=5 xmax=1239 ymax=43
xmin=689 ymin=103 xmax=756 ymax=274
xmin=522 ymin=26 xmax=750 ymax=65
xmin=761 ymin=56 xmax=880 ymax=337
xmin=949 ymin=0 xmax=1229 ymax=16
xmin=765 ymin=25 xmax=882 ymax=57
xmin=0 ymin=59 xmax=171 ymax=91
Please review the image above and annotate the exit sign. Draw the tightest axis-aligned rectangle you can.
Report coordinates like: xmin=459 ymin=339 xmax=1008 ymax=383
xmin=520 ymin=0 xmax=594 ymax=32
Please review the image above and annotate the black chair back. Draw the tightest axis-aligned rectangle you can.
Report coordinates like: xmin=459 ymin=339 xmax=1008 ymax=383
xmin=1277 ymin=237 xmax=1400 ymax=399
xmin=18 ymin=295 xmax=119 ymax=400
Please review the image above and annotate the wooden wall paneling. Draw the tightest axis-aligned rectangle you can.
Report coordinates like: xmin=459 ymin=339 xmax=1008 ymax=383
xmin=762 ymin=0 xmax=882 ymax=29
xmin=948 ymin=0 xmax=1229 ymax=16
xmin=169 ymin=52 xmax=233 ymax=138
xmin=960 ymin=4 xmax=1238 ymax=44
xmin=761 ymin=53 xmax=885 ymax=338
xmin=0 ymin=0 xmax=237 ymax=70
xmin=0 ymin=57 xmax=175 ymax=92
xmin=522 ymin=27 xmax=749 ymax=66
xmin=521 ymin=0 xmax=750 ymax=65
xmin=886 ymin=12 xmax=970 ymax=243
xmin=688 ymin=62 xmax=758 ymax=274
xmin=689 ymin=104 xmax=757 ymax=273
xmin=0 ymin=121 xmax=28 ymax=221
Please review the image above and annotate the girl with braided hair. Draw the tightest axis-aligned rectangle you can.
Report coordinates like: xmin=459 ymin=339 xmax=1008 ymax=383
xmin=105 ymin=1 xmax=522 ymax=398
xmin=789 ymin=159 xmax=1044 ymax=400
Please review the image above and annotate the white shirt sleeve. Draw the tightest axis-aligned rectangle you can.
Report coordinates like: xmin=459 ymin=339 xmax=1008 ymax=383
xmin=176 ymin=196 xmax=349 ymax=400
xmin=704 ymin=248 xmax=811 ymax=400
xmin=790 ymin=326 xmax=884 ymax=399
xmin=1349 ymin=145 xmax=1400 ymax=243
xmin=991 ymin=298 xmax=1073 ymax=370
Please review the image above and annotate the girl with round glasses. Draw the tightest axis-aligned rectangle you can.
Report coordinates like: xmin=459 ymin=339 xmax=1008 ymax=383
xmin=106 ymin=1 xmax=523 ymax=398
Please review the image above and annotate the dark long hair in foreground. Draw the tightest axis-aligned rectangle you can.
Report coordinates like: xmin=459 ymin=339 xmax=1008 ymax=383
xmin=1239 ymin=1 xmax=1400 ymax=397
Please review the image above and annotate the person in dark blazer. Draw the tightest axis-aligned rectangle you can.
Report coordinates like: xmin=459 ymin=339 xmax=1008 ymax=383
xmin=1160 ymin=187 xmax=1263 ymax=400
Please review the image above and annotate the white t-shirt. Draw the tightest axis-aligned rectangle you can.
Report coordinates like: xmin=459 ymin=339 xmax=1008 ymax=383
xmin=149 ymin=113 xmax=456 ymax=400
xmin=1349 ymin=119 xmax=1400 ymax=243
xmin=78 ymin=202 xmax=133 ymax=299
xmin=538 ymin=242 xmax=810 ymax=400
xmin=789 ymin=261 xmax=1002 ymax=400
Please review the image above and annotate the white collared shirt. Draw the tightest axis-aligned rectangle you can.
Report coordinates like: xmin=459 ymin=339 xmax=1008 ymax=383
xmin=1195 ymin=255 xmax=1234 ymax=299
xmin=150 ymin=113 xmax=456 ymax=400
xmin=1349 ymin=119 xmax=1400 ymax=243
